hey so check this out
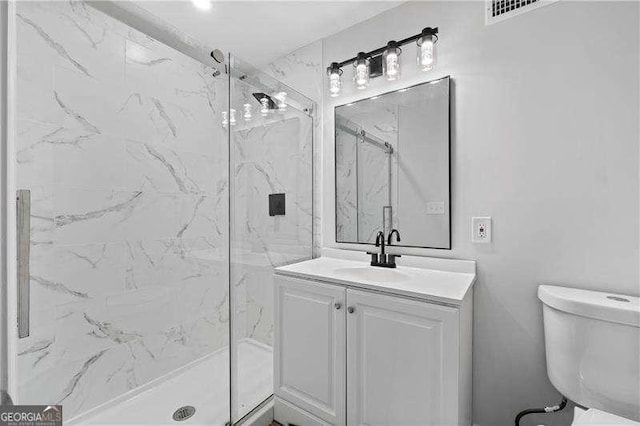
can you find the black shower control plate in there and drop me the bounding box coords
[269,193,285,216]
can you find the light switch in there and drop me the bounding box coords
[472,217,492,243]
[426,201,445,215]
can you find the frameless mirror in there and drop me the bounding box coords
[334,76,450,249]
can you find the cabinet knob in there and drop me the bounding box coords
[334,302,342,310]
[347,306,355,314]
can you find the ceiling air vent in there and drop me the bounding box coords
[486,0,559,25]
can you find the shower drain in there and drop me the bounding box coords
[173,405,196,422]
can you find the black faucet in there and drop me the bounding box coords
[367,231,385,266]
[368,230,401,268]
[386,229,402,267]
[388,229,401,245]
[376,231,386,255]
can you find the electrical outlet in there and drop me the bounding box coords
[472,217,492,243]
[426,201,445,215]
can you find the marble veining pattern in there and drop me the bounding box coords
[16,1,228,418]
[17,1,317,420]
[264,40,322,256]
[230,113,313,349]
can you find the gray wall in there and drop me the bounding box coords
[397,92,449,248]
[320,2,639,425]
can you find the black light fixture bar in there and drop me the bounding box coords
[333,27,438,69]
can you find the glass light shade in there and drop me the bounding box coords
[243,103,252,121]
[382,42,401,81]
[221,111,228,128]
[329,73,341,97]
[260,97,269,116]
[229,108,236,126]
[417,34,436,71]
[328,63,343,97]
[353,53,370,90]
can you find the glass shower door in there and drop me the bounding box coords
[11,2,231,424]
[228,56,315,423]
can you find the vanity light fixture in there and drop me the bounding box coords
[326,26,438,96]
[382,41,401,81]
[417,27,438,71]
[353,52,370,90]
[221,111,228,128]
[327,62,343,97]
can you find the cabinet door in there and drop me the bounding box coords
[346,289,459,426]
[274,275,346,425]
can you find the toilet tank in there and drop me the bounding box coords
[538,285,640,422]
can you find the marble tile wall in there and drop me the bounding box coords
[230,110,314,348]
[16,1,228,418]
[223,43,320,357]
[228,89,314,420]
[264,41,323,255]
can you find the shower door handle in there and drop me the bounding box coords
[16,189,30,338]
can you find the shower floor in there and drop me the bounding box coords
[78,339,273,425]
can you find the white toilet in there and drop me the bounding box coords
[539,285,640,425]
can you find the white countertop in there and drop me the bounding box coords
[275,255,476,306]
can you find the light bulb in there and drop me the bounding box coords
[417,27,438,71]
[327,62,343,98]
[275,92,287,111]
[260,97,269,117]
[353,52,369,90]
[191,0,212,11]
[243,103,252,121]
[229,108,236,126]
[221,111,228,128]
[382,41,401,81]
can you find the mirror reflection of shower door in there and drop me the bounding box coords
[356,131,392,243]
[12,2,230,424]
[335,117,393,244]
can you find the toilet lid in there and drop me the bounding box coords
[574,408,640,425]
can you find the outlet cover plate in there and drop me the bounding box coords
[472,217,492,243]
[426,201,445,215]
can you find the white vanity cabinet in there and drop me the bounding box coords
[346,289,462,426]
[273,256,474,426]
[274,276,346,425]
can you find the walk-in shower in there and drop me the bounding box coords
[1,1,314,424]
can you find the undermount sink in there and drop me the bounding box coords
[335,267,411,283]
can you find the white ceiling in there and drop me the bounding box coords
[134,1,402,66]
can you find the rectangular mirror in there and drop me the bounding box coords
[334,76,450,249]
